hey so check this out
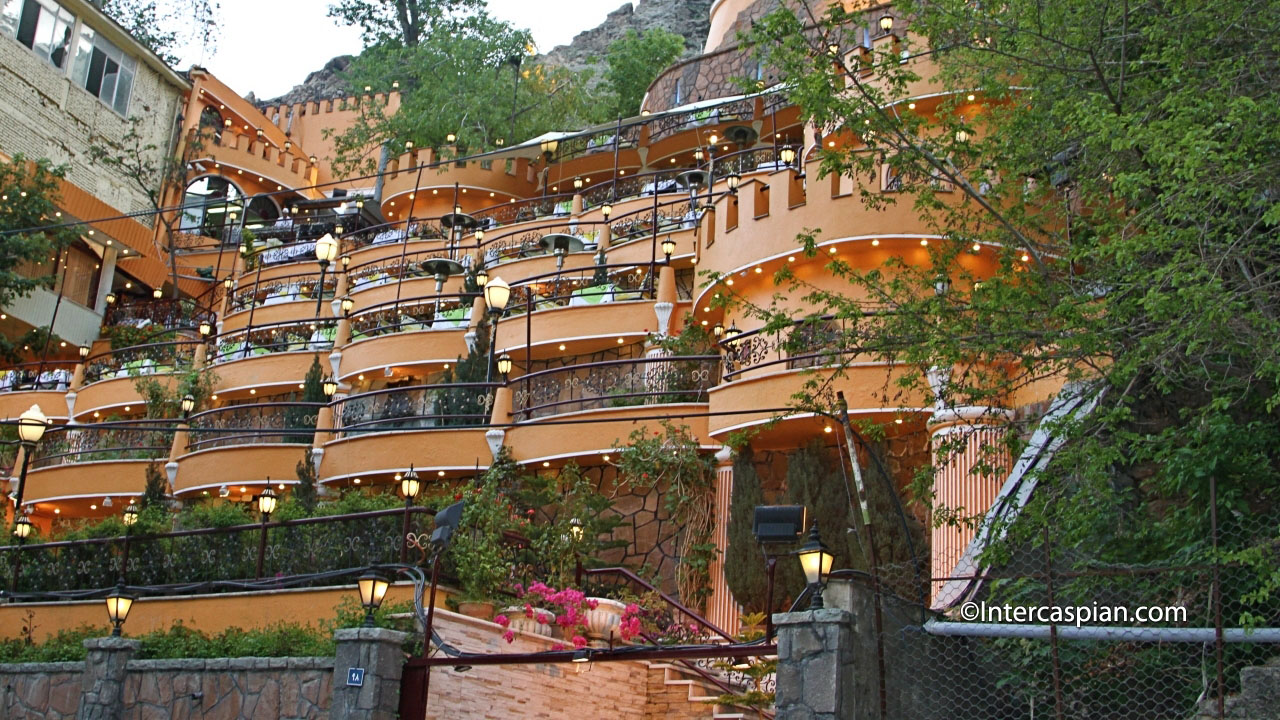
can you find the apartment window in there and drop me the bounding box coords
[72,25,136,116]
[4,0,74,69]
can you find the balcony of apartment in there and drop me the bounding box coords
[493,262,666,357]
[0,362,74,421]
[319,382,497,484]
[705,315,930,440]
[222,270,337,330]
[343,241,471,308]
[102,298,217,335]
[21,420,172,518]
[378,148,540,213]
[190,127,314,201]
[73,340,201,420]
[207,319,337,393]
[504,354,718,463]
[338,294,475,381]
[174,402,324,499]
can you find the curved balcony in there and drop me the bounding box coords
[103,299,216,334]
[75,341,200,419]
[208,319,337,392]
[339,294,475,378]
[0,361,74,420]
[320,383,498,480]
[378,150,539,208]
[223,271,337,329]
[344,244,471,307]
[512,355,719,421]
[176,402,324,496]
[493,262,660,355]
[23,420,172,510]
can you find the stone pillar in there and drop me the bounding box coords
[76,636,139,720]
[329,628,408,720]
[706,446,740,634]
[774,608,856,720]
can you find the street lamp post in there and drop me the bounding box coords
[13,405,48,513]
[313,233,339,317]
[357,570,390,628]
[399,466,420,562]
[796,523,835,609]
[255,486,278,578]
[118,502,139,585]
[483,277,510,384]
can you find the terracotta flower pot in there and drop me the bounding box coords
[457,600,495,621]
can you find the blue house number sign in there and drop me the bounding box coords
[347,667,365,687]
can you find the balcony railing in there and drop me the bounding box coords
[30,420,172,469]
[502,262,657,316]
[2,507,433,598]
[186,402,326,451]
[343,219,446,251]
[347,293,478,341]
[345,246,472,294]
[608,198,699,243]
[0,362,75,393]
[102,299,216,333]
[472,192,577,228]
[721,314,880,380]
[513,355,720,420]
[82,341,200,385]
[476,218,607,266]
[227,271,337,314]
[332,383,498,438]
[209,319,337,364]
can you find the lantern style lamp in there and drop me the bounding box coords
[357,570,390,627]
[569,517,584,542]
[446,133,456,143]
[879,14,894,33]
[323,376,339,398]
[309,155,318,165]
[79,345,90,359]
[713,323,725,338]
[955,127,971,143]
[223,277,233,290]
[779,146,797,166]
[724,322,742,348]
[105,291,117,305]
[341,256,351,272]
[105,585,135,636]
[484,277,510,316]
[573,177,583,190]
[474,266,489,290]
[152,287,163,299]
[601,203,612,221]
[661,236,676,263]
[400,466,421,499]
[122,502,139,527]
[199,320,212,337]
[726,172,742,193]
[257,487,278,519]
[13,515,32,540]
[796,523,835,609]
[694,148,705,163]
[18,405,48,447]
[496,352,513,380]
[475,228,485,243]
[181,394,195,418]
[314,233,340,315]
[341,296,355,317]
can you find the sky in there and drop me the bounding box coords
[174,0,621,100]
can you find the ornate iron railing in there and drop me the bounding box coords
[2,507,433,598]
[347,294,478,340]
[227,271,338,313]
[82,341,200,384]
[209,319,337,364]
[332,383,498,438]
[476,219,606,265]
[514,356,719,420]
[0,361,75,393]
[472,193,577,228]
[30,420,172,469]
[721,314,885,380]
[186,402,325,451]
[503,262,657,316]
[610,200,699,243]
[342,219,446,252]
[103,299,216,332]
[581,168,690,210]
[346,245,470,293]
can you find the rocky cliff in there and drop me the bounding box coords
[261,0,711,106]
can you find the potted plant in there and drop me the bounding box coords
[446,478,521,620]
[496,581,594,648]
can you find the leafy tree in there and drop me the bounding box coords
[603,28,686,118]
[738,0,1280,624]
[99,0,219,66]
[141,461,169,510]
[723,446,769,613]
[0,156,80,360]
[325,3,597,175]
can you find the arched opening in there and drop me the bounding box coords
[180,175,243,242]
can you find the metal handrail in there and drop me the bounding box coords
[82,340,201,384]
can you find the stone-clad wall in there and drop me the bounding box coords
[0,661,83,719]
[121,657,333,719]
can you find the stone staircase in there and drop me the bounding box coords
[644,662,764,719]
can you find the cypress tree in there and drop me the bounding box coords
[778,440,858,603]
[141,461,168,510]
[724,445,770,613]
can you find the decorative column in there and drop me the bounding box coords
[329,628,408,720]
[927,404,1013,606]
[76,636,139,720]
[707,446,741,635]
[773,608,856,720]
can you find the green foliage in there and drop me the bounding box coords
[603,28,686,118]
[141,461,169,511]
[175,500,253,530]
[509,461,623,587]
[433,318,493,425]
[134,364,217,420]
[776,440,857,601]
[447,459,520,602]
[615,421,717,609]
[292,448,319,514]
[283,356,327,443]
[723,446,769,613]
[0,625,101,663]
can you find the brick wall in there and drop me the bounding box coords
[0,25,183,219]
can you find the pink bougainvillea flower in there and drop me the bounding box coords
[572,635,588,649]
[588,599,599,610]
[502,630,515,643]
[551,643,565,651]
[494,614,510,628]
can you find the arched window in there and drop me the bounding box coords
[199,105,222,129]
[245,196,281,228]
[180,175,243,240]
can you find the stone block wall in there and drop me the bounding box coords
[121,657,333,719]
[0,661,83,719]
